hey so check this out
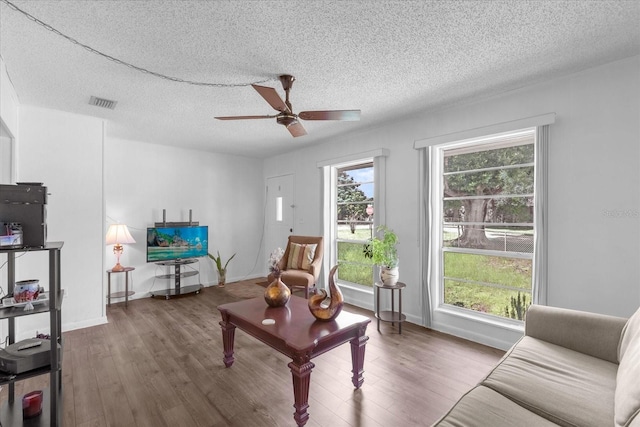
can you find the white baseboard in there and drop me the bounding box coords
[430,321,518,350]
[12,316,108,341]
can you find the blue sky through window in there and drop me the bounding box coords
[344,167,374,198]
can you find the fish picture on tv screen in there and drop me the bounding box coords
[146,225,208,262]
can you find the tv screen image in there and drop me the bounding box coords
[146,225,208,262]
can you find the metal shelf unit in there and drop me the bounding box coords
[150,258,202,299]
[0,242,63,427]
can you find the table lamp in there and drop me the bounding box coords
[105,224,136,272]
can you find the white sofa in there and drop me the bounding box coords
[433,304,640,427]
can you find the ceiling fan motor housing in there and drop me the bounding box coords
[277,113,298,128]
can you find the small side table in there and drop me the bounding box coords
[374,281,406,334]
[107,267,135,307]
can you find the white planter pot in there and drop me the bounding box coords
[380,266,399,286]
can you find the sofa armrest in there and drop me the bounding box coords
[525,304,627,363]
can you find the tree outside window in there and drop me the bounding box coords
[440,131,535,320]
[336,162,374,286]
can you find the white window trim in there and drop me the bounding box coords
[434,130,536,325]
[416,114,554,349]
[414,113,555,149]
[318,149,388,310]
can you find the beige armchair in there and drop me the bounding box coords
[268,235,323,298]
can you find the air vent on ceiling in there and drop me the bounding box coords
[89,96,117,110]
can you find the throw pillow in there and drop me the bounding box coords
[287,243,317,272]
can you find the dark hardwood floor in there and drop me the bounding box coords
[1,279,504,426]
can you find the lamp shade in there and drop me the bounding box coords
[105,224,136,245]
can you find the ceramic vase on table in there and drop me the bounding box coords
[264,276,291,307]
[380,266,399,286]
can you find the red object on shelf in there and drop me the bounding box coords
[22,390,43,418]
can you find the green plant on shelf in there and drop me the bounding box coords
[363,225,398,268]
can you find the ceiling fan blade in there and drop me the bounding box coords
[214,115,276,120]
[252,84,290,113]
[298,110,361,121]
[287,121,307,137]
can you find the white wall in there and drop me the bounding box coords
[1,49,265,338]
[0,58,19,137]
[0,57,19,342]
[104,138,265,297]
[13,106,105,337]
[263,55,640,349]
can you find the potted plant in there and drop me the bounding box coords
[363,225,399,286]
[208,251,236,287]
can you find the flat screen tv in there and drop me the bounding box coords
[146,225,208,263]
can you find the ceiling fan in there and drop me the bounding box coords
[215,75,361,137]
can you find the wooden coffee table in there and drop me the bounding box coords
[218,295,370,426]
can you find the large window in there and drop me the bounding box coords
[335,162,375,287]
[437,129,536,321]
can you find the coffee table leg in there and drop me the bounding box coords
[219,312,236,367]
[288,357,315,427]
[350,326,370,389]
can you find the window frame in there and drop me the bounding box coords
[318,149,388,308]
[334,161,375,288]
[433,128,538,325]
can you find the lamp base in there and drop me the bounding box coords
[111,244,125,272]
[111,263,125,272]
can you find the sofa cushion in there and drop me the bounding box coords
[482,336,618,427]
[433,385,559,427]
[615,307,640,427]
[286,243,317,272]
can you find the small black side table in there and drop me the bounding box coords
[107,267,135,307]
[374,281,406,334]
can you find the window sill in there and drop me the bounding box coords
[336,281,374,295]
[435,304,525,333]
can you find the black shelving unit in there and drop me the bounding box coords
[150,258,202,299]
[0,242,63,426]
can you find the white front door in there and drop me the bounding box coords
[266,174,295,264]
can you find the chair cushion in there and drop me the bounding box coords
[277,269,314,287]
[433,385,559,427]
[616,307,640,427]
[286,243,317,272]
[482,336,618,427]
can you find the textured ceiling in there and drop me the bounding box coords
[1,0,639,157]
